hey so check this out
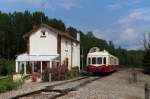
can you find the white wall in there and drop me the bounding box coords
[61,37,80,70]
[29,27,80,70]
[72,42,80,68]
[29,28,57,55]
[61,37,72,70]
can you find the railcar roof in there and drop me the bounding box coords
[87,50,118,59]
[88,51,109,56]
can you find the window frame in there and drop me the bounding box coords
[88,57,91,65]
[103,57,106,64]
[40,29,46,38]
[97,57,102,64]
[92,57,96,64]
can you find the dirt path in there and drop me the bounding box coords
[17,77,101,99]
[1,69,149,99]
[57,69,150,99]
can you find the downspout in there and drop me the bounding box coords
[57,34,61,66]
[71,41,73,69]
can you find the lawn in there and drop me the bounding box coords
[0,77,18,93]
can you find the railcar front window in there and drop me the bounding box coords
[103,57,106,64]
[92,57,96,64]
[97,57,102,64]
[88,58,91,64]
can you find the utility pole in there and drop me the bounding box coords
[81,47,84,70]
[40,0,49,24]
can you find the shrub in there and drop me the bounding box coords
[49,65,69,81]
[43,69,50,82]
[69,66,80,78]
[0,78,18,93]
[0,58,15,76]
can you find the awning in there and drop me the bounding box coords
[16,53,59,61]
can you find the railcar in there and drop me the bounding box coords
[86,47,119,74]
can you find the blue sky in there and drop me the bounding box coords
[0,0,150,50]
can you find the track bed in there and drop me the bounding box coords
[11,76,101,99]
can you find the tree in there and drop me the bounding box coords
[86,31,95,38]
[32,12,48,25]
[67,26,77,38]
[47,18,66,32]
[143,33,150,74]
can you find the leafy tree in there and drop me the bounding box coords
[67,26,77,38]
[143,33,150,74]
[143,48,150,74]
[47,18,66,32]
[86,31,95,38]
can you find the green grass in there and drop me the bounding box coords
[0,78,18,93]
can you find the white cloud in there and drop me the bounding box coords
[117,26,144,50]
[119,7,150,24]
[92,25,143,50]
[107,0,141,10]
[56,0,81,10]
[122,28,135,40]
[114,7,150,49]
[133,0,141,4]
[93,29,120,46]
[4,0,81,10]
[93,29,112,41]
[107,3,122,10]
[4,0,43,7]
[126,45,143,50]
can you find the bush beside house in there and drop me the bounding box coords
[42,66,80,82]
[69,66,80,78]
[0,58,15,76]
[0,77,18,93]
[0,59,21,93]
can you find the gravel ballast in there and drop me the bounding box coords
[58,69,150,99]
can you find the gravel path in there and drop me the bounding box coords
[18,77,100,99]
[0,77,84,99]
[0,69,149,99]
[53,77,98,90]
[57,69,150,99]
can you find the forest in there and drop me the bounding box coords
[0,11,145,75]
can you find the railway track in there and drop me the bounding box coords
[10,76,101,99]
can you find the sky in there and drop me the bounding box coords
[0,0,150,50]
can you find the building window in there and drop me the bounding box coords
[97,57,102,64]
[42,31,45,36]
[66,41,68,47]
[114,59,116,64]
[92,57,96,64]
[110,57,113,64]
[40,29,46,38]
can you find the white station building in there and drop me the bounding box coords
[15,24,80,74]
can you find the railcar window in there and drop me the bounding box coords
[92,57,96,64]
[110,57,113,64]
[114,59,116,64]
[88,58,91,64]
[103,57,106,64]
[97,57,102,64]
